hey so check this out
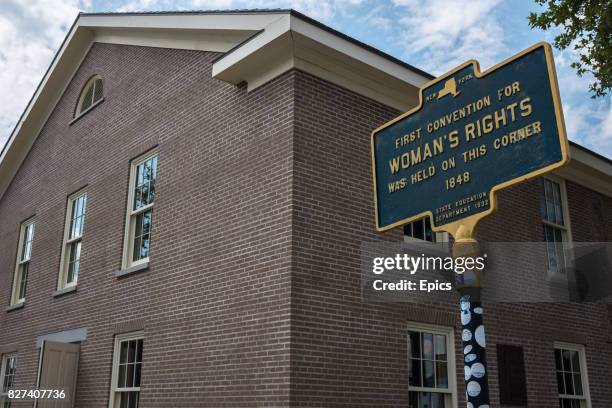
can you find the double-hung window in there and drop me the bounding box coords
[10,220,35,305]
[59,192,87,288]
[123,152,157,269]
[540,177,570,274]
[408,324,456,407]
[555,343,591,408]
[0,354,16,408]
[109,332,143,408]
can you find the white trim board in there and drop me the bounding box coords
[36,328,87,348]
[211,13,425,110]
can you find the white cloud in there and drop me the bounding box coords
[292,0,364,21]
[392,0,505,74]
[355,5,392,33]
[551,40,612,156]
[117,0,239,12]
[563,98,612,157]
[0,0,83,149]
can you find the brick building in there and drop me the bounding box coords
[0,9,611,408]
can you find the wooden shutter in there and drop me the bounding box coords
[36,341,80,408]
[497,344,527,406]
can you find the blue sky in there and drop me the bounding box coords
[1,0,610,158]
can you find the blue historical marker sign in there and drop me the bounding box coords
[371,42,569,232]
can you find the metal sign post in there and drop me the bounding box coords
[370,42,570,407]
[452,225,489,407]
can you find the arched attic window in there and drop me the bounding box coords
[75,75,103,117]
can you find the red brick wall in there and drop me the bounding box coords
[0,43,294,407]
[567,180,612,242]
[566,179,612,398]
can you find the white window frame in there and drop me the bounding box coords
[122,150,158,269]
[58,191,87,289]
[407,322,457,408]
[541,176,573,278]
[75,75,103,117]
[1,353,16,407]
[109,331,143,408]
[554,342,591,408]
[10,219,35,305]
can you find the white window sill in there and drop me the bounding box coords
[53,285,77,298]
[6,302,25,312]
[69,97,104,125]
[115,262,149,278]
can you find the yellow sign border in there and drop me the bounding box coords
[370,42,570,239]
